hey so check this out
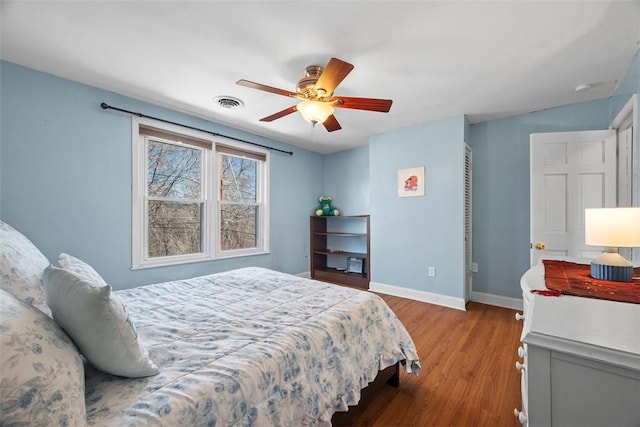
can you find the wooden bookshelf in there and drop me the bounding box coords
[310,215,370,289]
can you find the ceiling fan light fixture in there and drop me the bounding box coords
[297,100,334,125]
[237,57,391,131]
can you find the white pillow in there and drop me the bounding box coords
[0,221,52,316]
[0,289,85,426]
[43,265,159,378]
[58,252,108,285]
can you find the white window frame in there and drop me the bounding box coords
[132,116,270,269]
[216,149,269,258]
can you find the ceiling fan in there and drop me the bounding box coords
[236,57,392,132]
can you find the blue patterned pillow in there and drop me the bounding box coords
[43,265,159,378]
[0,288,86,426]
[0,221,51,316]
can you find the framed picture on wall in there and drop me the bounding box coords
[398,167,425,197]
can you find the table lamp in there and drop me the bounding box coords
[585,207,640,282]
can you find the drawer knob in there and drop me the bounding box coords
[517,346,526,358]
[514,408,527,424]
[515,361,526,371]
[515,312,525,321]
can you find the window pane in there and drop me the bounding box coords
[148,200,202,257]
[148,140,201,199]
[220,204,257,250]
[220,155,257,203]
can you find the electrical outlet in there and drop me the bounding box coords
[428,266,436,277]
[472,262,478,273]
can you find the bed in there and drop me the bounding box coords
[0,221,420,426]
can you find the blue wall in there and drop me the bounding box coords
[468,99,612,298]
[468,51,638,299]
[2,52,637,301]
[0,61,323,290]
[325,117,467,299]
[609,52,640,203]
[325,52,637,302]
[323,145,370,216]
[369,116,466,298]
[610,52,640,121]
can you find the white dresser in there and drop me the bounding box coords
[515,261,640,426]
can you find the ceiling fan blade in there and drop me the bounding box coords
[259,105,298,122]
[323,114,342,132]
[236,79,297,97]
[333,96,393,112]
[315,58,354,96]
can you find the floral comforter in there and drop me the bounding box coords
[85,267,420,426]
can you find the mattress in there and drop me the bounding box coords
[84,267,420,426]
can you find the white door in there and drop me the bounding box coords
[530,130,617,266]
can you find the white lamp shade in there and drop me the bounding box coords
[585,207,640,247]
[297,101,334,124]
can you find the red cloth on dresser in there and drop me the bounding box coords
[539,259,640,304]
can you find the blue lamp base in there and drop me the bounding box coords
[591,262,633,282]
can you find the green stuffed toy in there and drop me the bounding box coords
[315,195,340,216]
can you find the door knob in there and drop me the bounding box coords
[534,242,546,250]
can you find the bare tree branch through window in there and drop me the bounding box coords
[134,120,269,268]
[147,140,203,257]
[219,155,258,251]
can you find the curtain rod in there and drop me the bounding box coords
[100,102,294,156]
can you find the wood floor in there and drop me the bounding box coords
[339,295,523,427]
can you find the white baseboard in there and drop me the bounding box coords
[300,276,520,312]
[369,281,467,311]
[471,291,523,311]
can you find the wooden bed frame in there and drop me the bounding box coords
[331,362,400,425]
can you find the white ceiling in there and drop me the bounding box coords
[2,1,639,154]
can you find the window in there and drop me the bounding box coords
[219,148,259,251]
[132,118,269,268]
[147,139,204,257]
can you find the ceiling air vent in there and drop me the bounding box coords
[213,96,244,110]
